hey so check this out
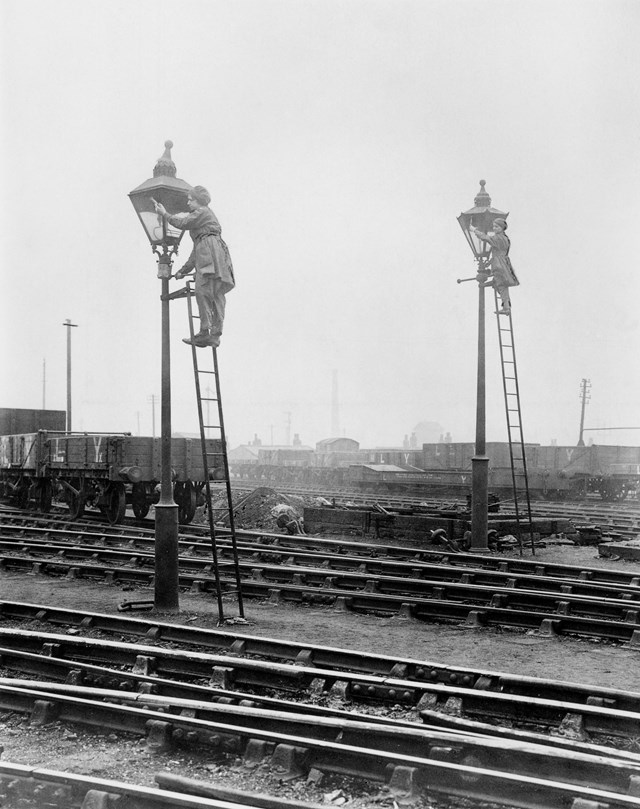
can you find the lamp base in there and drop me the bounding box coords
[154,503,180,611]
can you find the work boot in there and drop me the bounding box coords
[182,329,210,345]
[194,332,220,348]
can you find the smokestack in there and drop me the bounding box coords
[331,369,340,437]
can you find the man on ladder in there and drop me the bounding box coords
[155,185,244,622]
[154,186,235,347]
[470,218,519,316]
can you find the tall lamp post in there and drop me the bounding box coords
[129,141,192,611]
[457,180,508,551]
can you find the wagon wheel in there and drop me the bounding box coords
[104,482,127,525]
[67,481,85,520]
[37,480,53,512]
[175,480,197,525]
[131,482,150,519]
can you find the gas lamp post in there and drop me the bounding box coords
[457,180,508,550]
[129,141,192,610]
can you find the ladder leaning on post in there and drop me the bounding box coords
[183,279,244,623]
[492,291,535,556]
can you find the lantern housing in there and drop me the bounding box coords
[457,180,509,266]
[129,140,192,251]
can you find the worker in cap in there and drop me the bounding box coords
[470,218,519,315]
[155,186,235,347]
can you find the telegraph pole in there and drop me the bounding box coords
[148,394,158,438]
[63,320,78,431]
[577,379,591,446]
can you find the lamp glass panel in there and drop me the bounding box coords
[129,186,190,247]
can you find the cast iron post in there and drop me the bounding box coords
[457,180,509,551]
[129,141,192,612]
[155,252,179,611]
[472,273,489,550]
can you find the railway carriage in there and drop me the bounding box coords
[0,431,224,524]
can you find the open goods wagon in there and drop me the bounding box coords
[420,442,640,501]
[0,431,224,524]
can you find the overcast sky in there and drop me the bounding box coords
[1,0,639,449]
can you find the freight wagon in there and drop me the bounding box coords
[420,442,640,501]
[231,437,640,501]
[0,431,224,524]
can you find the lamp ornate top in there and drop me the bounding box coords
[474,179,491,208]
[153,140,177,178]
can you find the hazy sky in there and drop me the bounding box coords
[1,0,639,449]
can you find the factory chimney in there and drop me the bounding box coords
[331,370,340,437]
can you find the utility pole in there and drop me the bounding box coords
[42,358,46,409]
[63,320,78,431]
[148,394,158,438]
[577,378,591,446]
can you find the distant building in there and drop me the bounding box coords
[412,421,443,445]
[316,437,360,452]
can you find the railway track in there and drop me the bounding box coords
[2,529,640,603]
[3,507,640,806]
[2,602,640,808]
[2,518,640,643]
[1,511,639,589]
[0,516,640,646]
[0,600,639,724]
[4,490,640,541]
[0,762,328,809]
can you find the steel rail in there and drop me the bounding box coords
[5,640,640,761]
[1,600,638,710]
[2,531,640,604]
[2,627,640,746]
[2,680,640,808]
[5,677,640,793]
[3,516,640,589]
[3,550,640,638]
[0,761,324,809]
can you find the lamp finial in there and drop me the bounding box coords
[153,140,177,178]
[474,179,491,208]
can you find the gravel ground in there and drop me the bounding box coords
[1,528,640,807]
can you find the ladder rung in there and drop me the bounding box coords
[197,370,216,375]
[201,397,219,402]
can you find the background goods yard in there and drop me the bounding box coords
[2,411,640,808]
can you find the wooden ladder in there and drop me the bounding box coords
[492,292,535,555]
[184,280,244,622]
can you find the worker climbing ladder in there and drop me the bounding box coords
[492,292,535,555]
[183,280,245,623]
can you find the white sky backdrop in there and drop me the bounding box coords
[1,0,639,449]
